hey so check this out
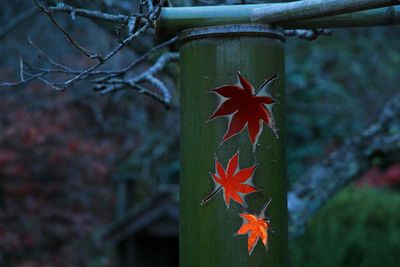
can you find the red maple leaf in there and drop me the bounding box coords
[208,72,278,145]
[201,152,258,208]
[236,198,271,255]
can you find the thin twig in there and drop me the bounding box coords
[19,57,24,81]
[27,38,74,72]
[32,0,104,62]
[24,71,63,91]
[2,0,175,109]
[126,82,176,109]
[96,52,179,106]
[48,4,141,24]
[3,35,177,90]
[0,71,47,87]
[61,21,151,89]
[284,29,332,41]
[93,35,178,83]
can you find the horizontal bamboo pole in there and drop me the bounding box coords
[252,0,399,23]
[281,5,400,29]
[156,5,400,36]
[155,4,264,36]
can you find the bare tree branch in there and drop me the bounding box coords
[32,0,104,62]
[288,93,400,238]
[122,82,176,109]
[0,71,46,87]
[284,29,332,41]
[48,4,134,24]
[1,1,176,108]
[95,52,180,109]
[61,21,151,89]
[49,1,154,55]
[94,35,178,82]
[27,38,75,72]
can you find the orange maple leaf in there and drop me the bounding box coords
[201,152,258,208]
[207,72,278,145]
[236,199,271,255]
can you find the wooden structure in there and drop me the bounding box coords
[101,192,179,267]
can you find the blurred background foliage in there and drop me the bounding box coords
[291,186,400,267]
[0,0,399,266]
[286,27,400,184]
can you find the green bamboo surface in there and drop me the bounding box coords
[155,6,400,36]
[179,25,287,266]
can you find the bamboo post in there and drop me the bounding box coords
[179,24,287,266]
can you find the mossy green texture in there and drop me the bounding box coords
[291,186,400,267]
[179,25,287,266]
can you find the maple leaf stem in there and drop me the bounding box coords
[260,197,272,217]
[200,185,222,205]
[255,73,279,95]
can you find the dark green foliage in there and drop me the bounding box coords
[291,186,400,267]
[115,131,180,202]
[286,27,400,185]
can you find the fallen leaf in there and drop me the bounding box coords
[208,72,278,145]
[201,152,258,208]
